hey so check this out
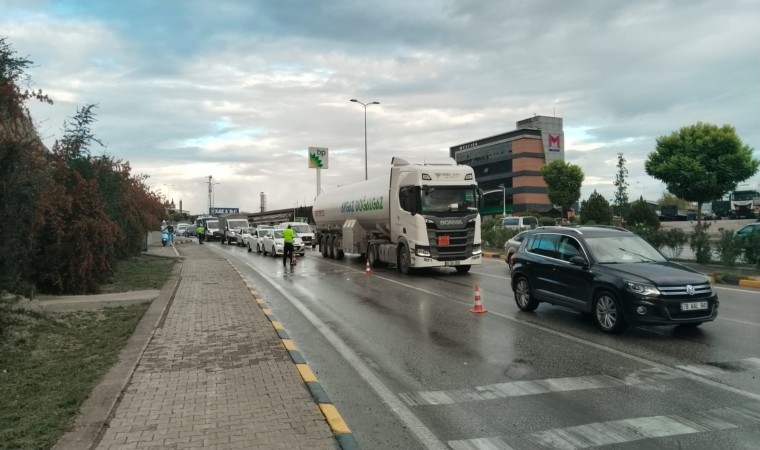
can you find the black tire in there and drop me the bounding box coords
[398,244,411,274]
[247,243,252,253]
[327,237,335,259]
[334,239,344,260]
[368,245,378,268]
[321,237,329,257]
[593,291,628,334]
[262,245,268,256]
[513,276,539,311]
[455,265,471,274]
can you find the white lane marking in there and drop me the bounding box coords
[677,357,760,376]
[718,317,760,328]
[449,401,760,449]
[400,368,680,406]
[233,255,447,450]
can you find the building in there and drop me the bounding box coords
[450,115,564,215]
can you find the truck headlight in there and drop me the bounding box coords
[625,281,660,297]
[416,246,431,257]
[471,244,481,255]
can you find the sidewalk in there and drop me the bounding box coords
[57,241,348,449]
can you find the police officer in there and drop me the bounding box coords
[197,224,205,244]
[282,224,295,266]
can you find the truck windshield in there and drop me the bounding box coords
[420,187,478,214]
[206,220,219,229]
[291,224,311,233]
[732,191,758,201]
[228,219,249,228]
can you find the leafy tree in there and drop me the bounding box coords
[625,198,660,229]
[580,190,613,225]
[645,122,758,228]
[613,153,629,217]
[657,191,689,209]
[540,160,584,219]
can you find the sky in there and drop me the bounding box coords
[3,0,759,215]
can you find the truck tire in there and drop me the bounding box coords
[368,245,378,268]
[455,265,471,274]
[398,244,411,274]
[320,237,329,257]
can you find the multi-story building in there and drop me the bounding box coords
[450,115,564,215]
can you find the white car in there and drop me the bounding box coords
[279,222,316,248]
[261,228,304,257]
[235,227,254,247]
[504,230,529,270]
[248,226,274,254]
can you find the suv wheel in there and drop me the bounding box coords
[594,292,628,334]
[513,277,538,311]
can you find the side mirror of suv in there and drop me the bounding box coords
[569,255,588,268]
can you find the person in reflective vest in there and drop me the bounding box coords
[282,225,295,266]
[197,224,205,244]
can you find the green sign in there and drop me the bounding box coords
[308,147,328,169]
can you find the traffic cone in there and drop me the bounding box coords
[470,284,487,313]
[365,258,373,276]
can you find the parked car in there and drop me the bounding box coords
[504,230,528,270]
[279,222,316,248]
[235,227,254,247]
[501,215,538,230]
[735,223,760,239]
[510,226,718,334]
[261,228,304,257]
[247,226,273,253]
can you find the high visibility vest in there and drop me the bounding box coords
[282,228,294,243]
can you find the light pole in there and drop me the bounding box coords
[350,98,380,180]
[498,183,506,217]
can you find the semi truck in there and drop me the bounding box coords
[312,156,483,274]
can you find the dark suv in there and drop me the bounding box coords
[510,226,718,333]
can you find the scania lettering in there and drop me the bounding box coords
[312,157,483,274]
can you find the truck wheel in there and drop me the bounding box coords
[327,238,335,259]
[398,245,411,274]
[455,265,471,274]
[320,237,329,257]
[368,246,378,268]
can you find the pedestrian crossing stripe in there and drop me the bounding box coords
[677,357,760,376]
[448,400,760,450]
[399,367,680,406]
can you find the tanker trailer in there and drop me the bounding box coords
[312,156,483,274]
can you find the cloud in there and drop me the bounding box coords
[3,0,758,215]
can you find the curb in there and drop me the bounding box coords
[738,279,760,288]
[231,263,359,450]
[483,251,504,260]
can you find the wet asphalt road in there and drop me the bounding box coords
[210,242,760,449]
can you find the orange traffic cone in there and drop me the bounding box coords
[470,284,487,313]
[365,258,373,276]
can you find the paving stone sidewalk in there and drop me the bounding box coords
[96,243,336,449]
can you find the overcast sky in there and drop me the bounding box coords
[4,0,759,215]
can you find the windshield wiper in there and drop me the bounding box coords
[618,247,656,262]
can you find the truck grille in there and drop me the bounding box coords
[426,223,476,261]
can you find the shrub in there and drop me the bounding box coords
[714,230,741,266]
[740,232,760,266]
[625,198,660,229]
[662,228,688,259]
[538,216,555,226]
[629,225,666,251]
[690,225,712,264]
[580,190,613,225]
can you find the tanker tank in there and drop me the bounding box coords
[312,176,391,232]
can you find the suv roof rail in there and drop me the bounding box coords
[580,224,630,232]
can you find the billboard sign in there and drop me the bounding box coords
[209,207,239,214]
[548,134,561,152]
[308,147,328,169]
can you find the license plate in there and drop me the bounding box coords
[681,301,708,311]
[444,261,460,266]
[438,236,450,246]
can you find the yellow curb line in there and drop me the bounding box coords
[282,339,297,351]
[739,279,760,288]
[319,404,351,434]
[296,364,317,382]
[261,308,272,315]
[271,321,284,330]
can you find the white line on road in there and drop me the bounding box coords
[234,255,448,450]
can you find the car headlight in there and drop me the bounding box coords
[276,243,283,248]
[416,246,431,257]
[625,281,660,297]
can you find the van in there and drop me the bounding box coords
[279,222,316,248]
[501,216,538,230]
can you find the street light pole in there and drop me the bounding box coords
[350,98,380,180]
[498,183,506,217]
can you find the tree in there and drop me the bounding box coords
[612,153,629,217]
[580,190,613,225]
[645,122,758,228]
[540,160,584,219]
[657,191,689,209]
[625,197,660,229]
